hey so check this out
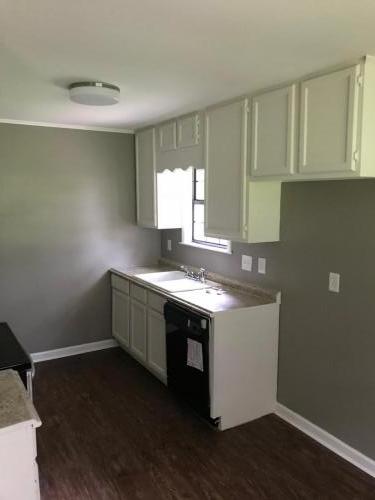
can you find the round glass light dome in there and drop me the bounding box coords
[69,82,120,106]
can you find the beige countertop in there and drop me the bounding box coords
[111,262,279,315]
[0,370,41,433]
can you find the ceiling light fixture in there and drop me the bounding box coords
[69,81,120,106]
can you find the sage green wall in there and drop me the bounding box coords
[162,180,375,460]
[0,124,160,353]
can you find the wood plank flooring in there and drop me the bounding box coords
[34,348,375,499]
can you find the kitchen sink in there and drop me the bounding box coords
[135,271,211,292]
[154,278,210,292]
[135,270,186,283]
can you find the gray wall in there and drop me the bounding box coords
[162,180,375,460]
[0,124,160,353]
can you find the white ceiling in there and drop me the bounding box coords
[1,0,375,131]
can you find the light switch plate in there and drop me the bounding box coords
[258,257,266,274]
[329,272,340,293]
[241,255,252,272]
[167,239,172,251]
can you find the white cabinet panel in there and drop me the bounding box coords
[251,84,297,177]
[148,291,166,314]
[205,99,249,241]
[0,425,41,500]
[177,114,199,148]
[112,290,130,348]
[130,299,147,362]
[130,283,147,304]
[135,128,156,228]
[111,275,129,295]
[159,122,177,152]
[299,65,361,174]
[147,309,167,382]
[112,276,167,383]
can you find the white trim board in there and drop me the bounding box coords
[0,118,134,134]
[31,339,118,363]
[275,403,375,478]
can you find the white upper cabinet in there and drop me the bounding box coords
[136,127,184,229]
[299,65,361,174]
[158,122,177,151]
[205,99,281,243]
[177,114,199,148]
[205,99,249,241]
[136,128,156,228]
[156,113,203,171]
[251,84,297,177]
[247,56,375,180]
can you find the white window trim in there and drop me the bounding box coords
[179,167,231,254]
[179,240,233,254]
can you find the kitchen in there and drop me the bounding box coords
[1,1,375,499]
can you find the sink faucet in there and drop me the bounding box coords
[180,265,208,283]
[198,268,208,283]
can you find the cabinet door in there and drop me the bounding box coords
[130,299,147,362]
[147,309,167,382]
[177,114,199,148]
[251,85,297,177]
[205,99,249,241]
[135,128,157,227]
[159,122,177,152]
[112,290,130,348]
[299,65,361,174]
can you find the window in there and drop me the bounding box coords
[181,168,230,252]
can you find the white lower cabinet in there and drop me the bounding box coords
[147,309,166,381]
[130,299,147,362]
[112,289,130,348]
[112,275,167,384]
[0,424,41,500]
[0,371,41,500]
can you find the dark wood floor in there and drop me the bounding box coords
[34,348,375,499]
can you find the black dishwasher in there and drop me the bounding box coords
[165,302,217,425]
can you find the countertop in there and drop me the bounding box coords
[111,262,280,315]
[0,370,41,433]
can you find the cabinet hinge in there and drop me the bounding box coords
[357,74,364,87]
[353,150,359,162]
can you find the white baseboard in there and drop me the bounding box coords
[31,339,118,363]
[275,402,375,478]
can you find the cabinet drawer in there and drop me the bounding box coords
[148,291,166,314]
[130,283,147,303]
[111,275,130,295]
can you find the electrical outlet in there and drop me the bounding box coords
[258,257,266,274]
[167,239,172,251]
[329,272,340,293]
[241,255,252,272]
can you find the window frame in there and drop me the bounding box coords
[191,168,229,250]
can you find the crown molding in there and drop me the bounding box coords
[0,118,134,134]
